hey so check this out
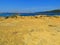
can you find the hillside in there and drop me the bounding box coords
[0,15,60,45]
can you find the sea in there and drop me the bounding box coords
[0,12,60,17]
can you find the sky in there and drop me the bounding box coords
[0,0,60,13]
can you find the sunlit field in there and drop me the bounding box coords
[0,15,60,45]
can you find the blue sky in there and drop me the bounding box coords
[0,0,60,13]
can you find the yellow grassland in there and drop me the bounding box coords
[0,15,60,45]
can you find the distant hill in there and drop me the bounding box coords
[35,9,60,15]
[0,9,60,17]
[45,9,60,13]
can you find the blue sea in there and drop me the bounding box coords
[0,12,60,17]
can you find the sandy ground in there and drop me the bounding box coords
[0,15,60,45]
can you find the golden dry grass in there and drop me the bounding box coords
[0,15,60,45]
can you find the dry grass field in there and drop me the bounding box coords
[0,15,60,45]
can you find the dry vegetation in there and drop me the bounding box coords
[0,15,60,45]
